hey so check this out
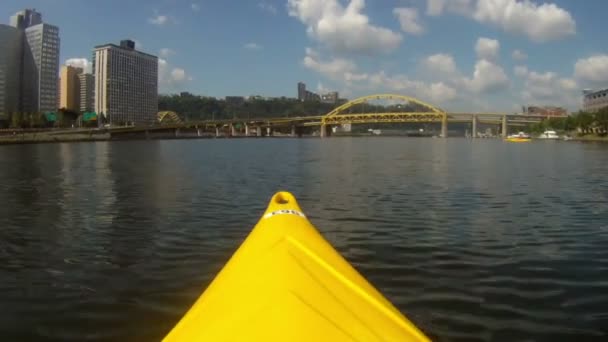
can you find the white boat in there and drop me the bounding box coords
[508,131,531,139]
[539,130,560,140]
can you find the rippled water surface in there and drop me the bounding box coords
[1,138,608,341]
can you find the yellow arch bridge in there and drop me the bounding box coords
[139,94,543,138]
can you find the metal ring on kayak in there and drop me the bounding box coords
[263,209,307,219]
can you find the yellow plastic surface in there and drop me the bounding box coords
[163,192,430,342]
[505,137,531,142]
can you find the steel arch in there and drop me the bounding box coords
[158,111,183,124]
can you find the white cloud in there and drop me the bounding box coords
[303,48,366,83]
[158,58,193,91]
[574,55,608,83]
[159,48,175,58]
[521,70,578,106]
[148,15,168,26]
[393,7,424,35]
[191,3,200,11]
[465,59,509,93]
[243,42,262,50]
[425,0,575,42]
[423,53,458,76]
[287,0,403,54]
[473,0,576,42]
[65,58,91,73]
[258,2,278,14]
[426,0,473,16]
[514,65,529,77]
[512,49,527,61]
[475,37,499,61]
[170,68,189,82]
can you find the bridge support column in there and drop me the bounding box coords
[266,126,272,137]
[441,115,448,138]
[230,124,236,137]
[291,125,296,137]
[501,115,508,138]
[174,128,180,138]
[320,124,332,138]
[215,126,220,138]
[245,124,250,136]
[197,128,201,137]
[472,115,478,139]
[256,126,262,137]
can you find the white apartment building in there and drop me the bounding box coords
[94,40,158,125]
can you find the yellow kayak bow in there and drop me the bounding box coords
[163,192,430,341]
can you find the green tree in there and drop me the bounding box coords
[594,107,608,134]
[577,111,594,134]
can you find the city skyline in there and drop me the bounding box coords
[1,1,608,112]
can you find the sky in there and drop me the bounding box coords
[2,0,608,112]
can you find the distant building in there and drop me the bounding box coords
[6,9,60,114]
[526,106,568,118]
[9,9,42,29]
[304,90,320,102]
[59,65,83,112]
[297,82,306,101]
[321,91,339,104]
[78,73,94,112]
[582,88,608,112]
[0,24,22,122]
[94,39,158,125]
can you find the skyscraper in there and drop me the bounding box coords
[0,24,22,122]
[93,40,158,124]
[78,73,94,113]
[298,82,306,101]
[59,65,83,112]
[8,9,60,114]
[9,9,41,29]
[94,40,158,125]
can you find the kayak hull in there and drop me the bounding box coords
[163,192,430,341]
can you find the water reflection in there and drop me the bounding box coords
[0,138,607,341]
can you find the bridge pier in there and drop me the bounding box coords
[256,126,262,137]
[472,115,478,138]
[174,128,180,138]
[215,126,220,138]
[291,125,296,137]
[320,124,332,138]
[441,115,448,138]
[230,124,237,137]
[501,115,508,138]
[197,128,201,137]
[266,126,272,137]
[245,124,250,136]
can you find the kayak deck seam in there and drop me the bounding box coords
[287,244,384,341]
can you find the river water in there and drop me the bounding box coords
[0,138,607,341]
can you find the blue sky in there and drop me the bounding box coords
[2,0,608,112]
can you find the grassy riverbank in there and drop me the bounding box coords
[573,134,608,142]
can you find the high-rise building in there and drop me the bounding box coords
[297,82,306,101]
[0,24,23,122]
[94,40,158,125]
[582,88,608,112]
[59,65,83,112]
[8,9,60,114]
[24,23,60,113]
[9,9,42,29]
[78,73,94,113]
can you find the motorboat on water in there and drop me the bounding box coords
[506,131,531,142]
[538,130,560,140]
